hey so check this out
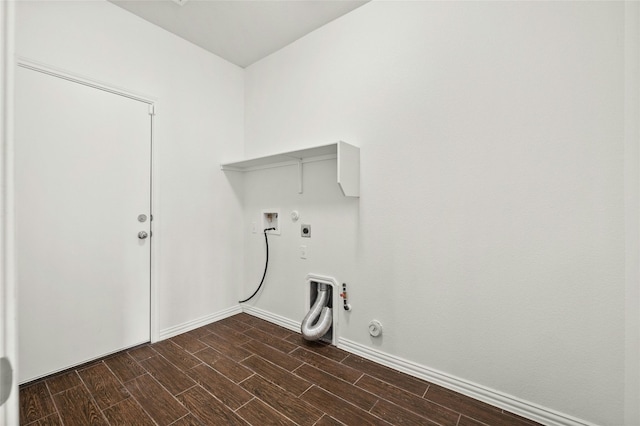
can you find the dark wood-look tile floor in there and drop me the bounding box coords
[19,313,541,426]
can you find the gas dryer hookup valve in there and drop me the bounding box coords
[340,283,352,311]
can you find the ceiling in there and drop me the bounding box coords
[109,0,369,68]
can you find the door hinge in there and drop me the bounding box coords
[148,104,155,116]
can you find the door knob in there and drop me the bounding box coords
[138,231,148,239]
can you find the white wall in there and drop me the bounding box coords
[624,2,640,424]
[0,0,18,424]
[241,160,358,320]
[244,2,639,425]
[15,1,245,333]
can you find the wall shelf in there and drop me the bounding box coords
[221,141,360,197]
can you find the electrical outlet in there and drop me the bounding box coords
[301,224,311,238]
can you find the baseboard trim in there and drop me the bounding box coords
[337,338,595,426]
[239,306,594,426]
[181,306,595,426]
[241,305,301,333]
[158,305,242,340]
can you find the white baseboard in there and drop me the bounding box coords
[240,306,594,426]
[158,305,242,340]
[241,305,301,333]
[338,338,596,426]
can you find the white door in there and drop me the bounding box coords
[15,66,152,383]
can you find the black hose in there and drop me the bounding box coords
[239,228,275,303]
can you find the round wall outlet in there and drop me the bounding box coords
[368,320,383,337]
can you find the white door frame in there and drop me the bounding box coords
[1,0,18,424]
[14,57,160,345]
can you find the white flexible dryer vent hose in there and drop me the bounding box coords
[301,283,332,341]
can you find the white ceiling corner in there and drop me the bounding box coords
[108,0,370,68]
